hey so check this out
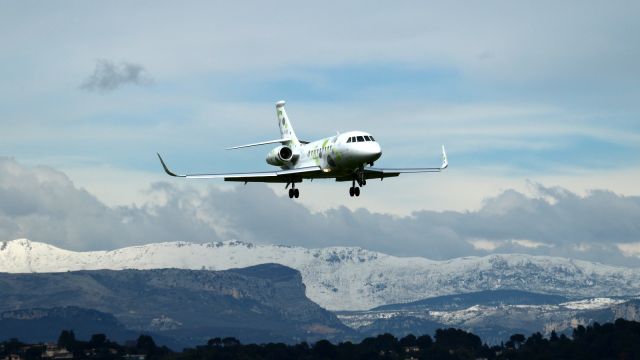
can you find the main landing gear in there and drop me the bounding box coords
[349,184,360,197]
[349,165,367,197]
[287,182,300,199]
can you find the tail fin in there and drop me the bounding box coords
[276,100,300,146]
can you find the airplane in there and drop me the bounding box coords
[157,100,447,199]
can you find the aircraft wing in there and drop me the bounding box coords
[362,145,448,179]
[157,153,322,183]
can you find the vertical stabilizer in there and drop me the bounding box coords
[276,100,300,146]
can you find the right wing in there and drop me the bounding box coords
[157,153,322,183]
[363,145,448,179]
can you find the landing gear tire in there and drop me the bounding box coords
[288,189,294,198]
[354,187,360,197]
[294,188,299,198]
[349,187,354,197]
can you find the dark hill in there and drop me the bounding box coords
[372,289,569,311]
[0,264,348,346]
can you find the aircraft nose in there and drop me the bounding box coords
[358,142,381,162]
[371,142,382,160]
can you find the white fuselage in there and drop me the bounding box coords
[267,131,382,176]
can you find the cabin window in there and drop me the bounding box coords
[357,136,364,142]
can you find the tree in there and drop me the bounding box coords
[57,330,76,350]
[24,346,44,360]
[416,334,433,349]
[207,337,222,347]
[136,334,157,354]
[89,333,107,348]
[374,333,398,352]
[399,334,417,348]
[313,339,337,359]
[573,324,586,340]
[3,338,25,354]
[435,328,481,350]
[510,333,525,349]
[222,337,240,347]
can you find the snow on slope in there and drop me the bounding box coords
[2,239,640,311]
[560,298,627,310]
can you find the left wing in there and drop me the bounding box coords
[157,153,322,183]
[362,145,448,179]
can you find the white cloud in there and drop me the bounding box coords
[467,238,551,251]
[3,157,640,268]
[574,243,592,252]
[511,239,552,249]
[617,243,640,258]
[468,239,503,251]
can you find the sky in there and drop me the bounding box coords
[1,1,639,266]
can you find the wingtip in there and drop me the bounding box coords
[156,153,180,177]
[441,145,448,169]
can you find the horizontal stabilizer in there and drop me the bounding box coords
[226,138,291,150]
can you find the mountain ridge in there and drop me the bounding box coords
[3,238,640,311]
[0,264,347,346]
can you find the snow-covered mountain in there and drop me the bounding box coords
[338,295,640,344]
[2,239,640,311]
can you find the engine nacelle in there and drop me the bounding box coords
[266,145,297,166]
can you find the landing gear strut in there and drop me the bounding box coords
[349,166,367,197]
[287,182,300,199]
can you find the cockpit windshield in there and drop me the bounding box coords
[346,135,376,143]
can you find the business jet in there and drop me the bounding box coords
[157,100,447,198]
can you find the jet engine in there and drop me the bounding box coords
[266,145,298,166]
